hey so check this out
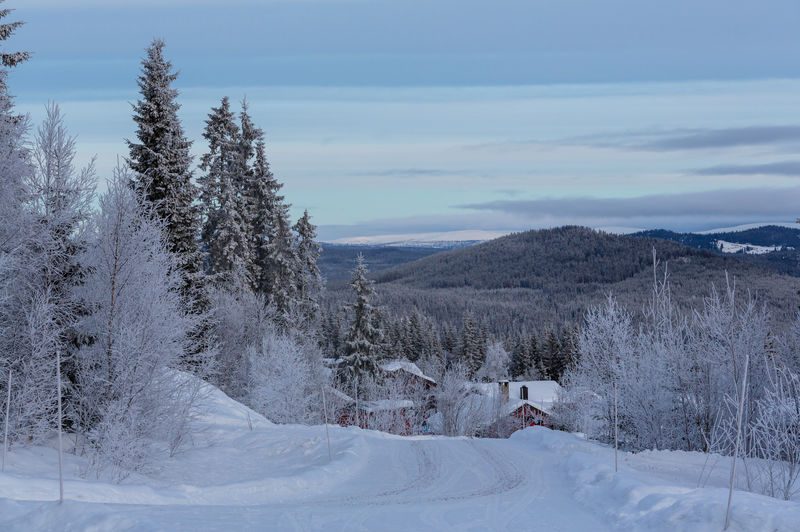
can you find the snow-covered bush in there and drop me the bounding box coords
[247,326,325,425]
[433,362,496,436]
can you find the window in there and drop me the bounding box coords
[520,385,528,400]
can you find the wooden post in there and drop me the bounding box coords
[724,352,750,530]
[613,380,619,473]
[321,386,332,462]
[56,348,64,504]
[355,375,360,429]
[3,368,11,472]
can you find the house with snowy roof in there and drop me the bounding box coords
[380,360,437,388]
[334,360,437,435]
[468,380,562,437]
[499,380,562,434]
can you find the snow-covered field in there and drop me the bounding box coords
[715,240,782,255]
[2,381,799,531]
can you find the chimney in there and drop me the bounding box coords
[499,380,509,403]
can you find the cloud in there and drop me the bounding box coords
[692,160,800,177]
[318,186,800,240]
[637,126,800,151]
[458,187,800,220]
[353,168,468,179]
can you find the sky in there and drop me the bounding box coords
[8,0,800,240]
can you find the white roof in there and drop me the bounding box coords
[361,399,415,413]
[380,360,436,384]
[505,399,552,416]
[507,381,562,406]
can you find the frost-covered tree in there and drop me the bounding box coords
[432,361,495,437]
[208,286,273,400]
[475,341,510,382]
[0,2,29,77]
[127,39,206,314]
[570,294,634,456]
[199,97,252,286]
[338,255,383,387]
[293,209,322,324]
[263,200,298,318]
[73,168,201,479]
[2,104,95,444]
[247,326,325,425]
[249,138,283,293]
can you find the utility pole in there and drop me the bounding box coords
[3,368,11,472]
[56,348,64,504]
[321,386,332,462]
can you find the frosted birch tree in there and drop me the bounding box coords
[73,168,200,479]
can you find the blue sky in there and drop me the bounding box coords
[9,1,800,240]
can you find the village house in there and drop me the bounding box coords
[333,360,437,436]
[491,380,562,437]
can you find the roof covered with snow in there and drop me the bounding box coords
[360,399,415,413]
[380,360,436,384]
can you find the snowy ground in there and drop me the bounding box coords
[2,382,799,531]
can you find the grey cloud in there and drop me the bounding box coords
[318,187,800,240]
[638,126,800,151]
[692,160,800,176]
[458,187,800,219]
[354,168,467,178]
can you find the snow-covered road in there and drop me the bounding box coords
[1,381,798,531]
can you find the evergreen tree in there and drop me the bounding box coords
[264,200,298,317]
[0,3,28,77]
[236,100,261,282]
[127,39,205,313]
[199,97,252,286]
[338,255,383,384]
[543,330,561,380]
[510,336,532,379]
[293,209,322,324]
[531,334,548,379]
[459,314,484,377]
[558,326,579,381]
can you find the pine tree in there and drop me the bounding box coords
[248,137,286,292]
[531,334,548,379]
[293,209,322,324]
[543,330,561,380]
[127,39,206,313]
[0,3,29,77]
[236,100,261,283]
[199,97,252,286]
[510,336,532,379]
[338,255,383,384]
[459,314,484,377]
[264,200,298,317]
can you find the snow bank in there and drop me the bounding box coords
[512,428,800,532]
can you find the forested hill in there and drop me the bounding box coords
[634,225,800,251]
[344,226,800,337]
[376,226,715,289]
[318,244,444,284]
[632,225,800,276]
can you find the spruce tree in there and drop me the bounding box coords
[0,3,29,75]
[510,336,532,379]
[293,209,322,324]
[199,97,252,286]
[338,255,383,384]
[264,200,298,317]
[249,138,285,293]
[127,39,205,312]
[459,314,484,377]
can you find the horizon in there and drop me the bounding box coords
[9,1,800,240]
